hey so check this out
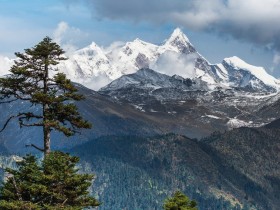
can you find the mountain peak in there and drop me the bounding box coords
[164,28,196,54]
[222,56,280,90]
[133,38,143,42]
[223,56,247,66]
[88,42,101,50]
[223,56,264,72]
[76,42,104,56]
[167,28,190,44]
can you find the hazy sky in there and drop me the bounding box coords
[1,0,280,77]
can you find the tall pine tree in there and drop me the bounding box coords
[0,37,91,155]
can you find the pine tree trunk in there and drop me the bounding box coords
[43,124,51,155]
[43,58,50,156]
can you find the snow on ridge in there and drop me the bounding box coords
[75,42,105,56]
[224,56,280,89]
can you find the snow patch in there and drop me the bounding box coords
[168,111,177,114]
[133,105,145,112]
[150,109,158,113]
[205,115,221,119]
[227,118,250,128]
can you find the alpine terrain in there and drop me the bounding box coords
[0,28,279,210]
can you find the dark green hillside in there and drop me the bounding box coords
[71,134,265,210]
[264,118,280,129]
[0,124,278,209]
[202,127,280,210]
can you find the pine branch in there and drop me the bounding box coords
[25,144,44,152]
[0,114,24,132]
[20,122,43,127]
[0,98,18,104]
[61,198,68,206]
[0,113,43,132]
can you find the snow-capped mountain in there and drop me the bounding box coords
[59,28,280,93]
[0,28,279,92]
[59,28,204,90]
[57,28,215,90]
[212,56,280,92]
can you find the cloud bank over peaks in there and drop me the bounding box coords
[78,0,280,52]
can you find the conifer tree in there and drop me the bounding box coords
[0,151,100,209]
[0,37,91,155]
[163,191,198,210]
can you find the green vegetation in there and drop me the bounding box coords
[0,151,100,209]
[0,38,99,209]
[72,135,248,210]
[163,191,198,210]
[0,37,91,155]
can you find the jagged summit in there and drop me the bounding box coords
[84,42,99,50]
[163,28,196,54]
[89,41,99,48]
[166,28,191,44]
[75,42,104,56]
[132,38,151,44]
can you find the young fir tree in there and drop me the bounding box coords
[0,37,91,155]
[0,151,100,209]
[163,191,198,210]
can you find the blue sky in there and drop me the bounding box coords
[1,0,280,77]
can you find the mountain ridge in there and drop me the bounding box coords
[56,28,280,92]
[1,28,279,93]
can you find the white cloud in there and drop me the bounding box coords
[79,0,280,51]
[84,73,112,91]
[170,0,224,30]
[151,51,198,78]
[0,56,13,76]
[273,53,280,65]
[53,21,69,44]
[52,21,89,55]
[103,41,125,53]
